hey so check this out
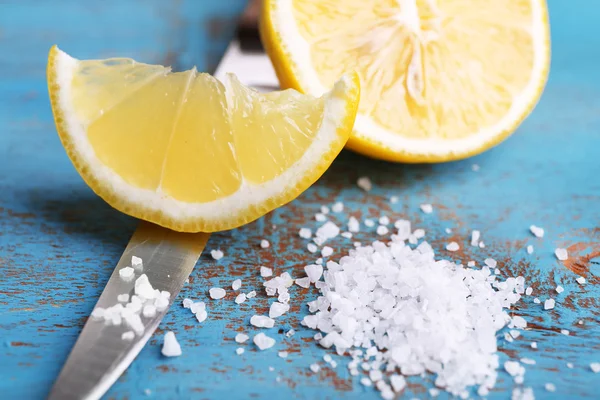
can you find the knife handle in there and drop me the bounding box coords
[237,0,263,52]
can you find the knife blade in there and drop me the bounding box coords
[48,222,209,400]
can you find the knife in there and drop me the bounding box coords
[48,2,275,399]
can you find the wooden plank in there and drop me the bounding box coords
[0,0,599,398]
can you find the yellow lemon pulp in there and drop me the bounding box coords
[260,0,550,162]
[48,46,360,232]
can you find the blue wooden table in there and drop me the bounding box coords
[1,1,599,399]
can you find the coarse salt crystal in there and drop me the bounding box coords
[556,285,564,294]
[379,216,390,225]
[260,240,270,249]
[299,228,312,239]
[285,329,296,338]
[121,331,135,341]
[567,362,574,368]
[364,219,375,228]
[246,290,257,299]
[236,347,245,355]
[305,264,323,283]
[210,250,224,260]
[254,333,275,350]
[360,377,372,387]
[420,204,433,214]
[504,361,523,377]
[530,225,544,238]
[545,383,556,392]
[376,225,389,236]
[235,293,247,304]
[531,342,538,349]
[390,375,406,392]
[250,315,275,328]
[390,196,399,204]
[117,294,130,303]
[561,329,570,336]
[347,217,360,233]
[278,351,289,358]
[260,266,273,277]
[321,206,330,215]
[484,258,497,268]
[467,261,476,267]
[357,177,372,191]
[576,276,586,284]
[544,298,555,310]
[332,202,344,213]
[479,241,486,248]
[119,267,135,280]
[307,243,318,253]
[232,279,242,290]
[131,256,143,270]
[555,248,568,261]
[310,363,320,373]
[295,277,311,288]
[526,245,534,254]
[321,246,334,257]
[521,358,536,365]
[269,302,290,318]
[190,302,205,314]
[155,296,169,311]
[341,232,353,239]
[509,330,521,339]
[590,363,600,373]
[446,242,460,252]
[195,309,207,323]
[414,228,425,238]
[471,230,480,246]
[161,331,182,357]
[525,287,533,296]
[142,304,156,318]
[182,298,193,309]
[315,213,327,222]
[235,333,249,343]
[209,288,226,300]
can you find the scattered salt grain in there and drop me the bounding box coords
[504,361,524,377]
[269,302,290,318]
[305,264,323,283]
[364,219,375,228]
[209,288,226,300]
[253,333,275,350]
[525,287,533,296]
[299,228,312,239]
[521,358,536,365]
[348,217,360,233]
[360,377,372,387]
[260,240,270,249]
[260,266,273,277]
[527,245,534,254]
[232,279,242,291]
[556,285,564,294]
[509,330,521,339]
[210,250,224,260]
[531,342,538,349]
[467,261,476,267]
[544,298,555,310]
[195,309,208,323]
[182,298,193,309]
[420,204,433,214]
[121,331,134,341]
[545,383,556,392]
[236,347,245,355]
[310,363,320,373]
[567,362,573,368]
[376,225,389,235]
[576,276,586,284]
[315,213,327,222]
[320,206,330,215]
[278,351,288,358]
[332,202,344,213]
[285,329,296,337]
[357,177,372,192]
[530,225,544,238]
[591,363,600,373]
[389,375,406,392]
[161,331,182,357]
[470,230,481,246]
[579,320,584,325]
[555,248,568,261]
[533,298,541,304]
[341,232,353,239]
[379,216,390,225]
[321,246,334,257]
[561,329,570,336]
[295,277,311,288]
[235,333,249,343]
[472,164,480,172]
[250,315,275,328]
[512,387,535,400]
[117,294,130,303]
[131,256,143,270]
[479,241,486,248]
[390,196,399,204]
[446,242,460,252]
[323,354,332,363]
[484,258,497,268]
[445,228,452,234]
[307,243,318,253]
[235,293,247,304]
[247,291,257,299]
[119,267,135,280]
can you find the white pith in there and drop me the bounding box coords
[53,48,350,222]
[272,0,549,157]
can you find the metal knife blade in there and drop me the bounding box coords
[48,222,209,400]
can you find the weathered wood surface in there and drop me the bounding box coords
[0,0,599,398]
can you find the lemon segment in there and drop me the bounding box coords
[47,46,360,232]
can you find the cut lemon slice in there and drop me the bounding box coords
[260,0,550,162]
[47,46,359,232]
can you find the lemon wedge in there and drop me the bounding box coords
[47,46,359,232]
[260,0,550,162]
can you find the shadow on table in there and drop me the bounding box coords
[22,184,136,248]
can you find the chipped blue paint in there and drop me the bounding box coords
[0,0,599,399]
